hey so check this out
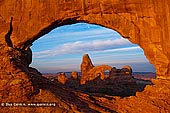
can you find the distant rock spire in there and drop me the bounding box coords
[80,54,94,84]
[81,54,94,72]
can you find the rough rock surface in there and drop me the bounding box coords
[60,63,140,97]
[80,54,94,84]
[79,64,140,97]
[71,71,78,80]
[109,66,132,76]
[0,0,170,113]
[122,65,132,74]
[81,54,94,79]
[57,72,68,84]
[0,0,170,78]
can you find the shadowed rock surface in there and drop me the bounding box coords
[0,0,170,113]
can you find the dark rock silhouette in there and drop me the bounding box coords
[109,66,132,76]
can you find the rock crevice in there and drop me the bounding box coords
[5,17,13,48]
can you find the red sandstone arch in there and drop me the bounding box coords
[0,1,170,112]
[0,0,169,79]
[81,65,112,84]
[88,65,112,79]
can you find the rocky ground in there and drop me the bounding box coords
[46,73,153,97]
[1,70,169,113]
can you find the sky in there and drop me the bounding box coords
[30,23,155,73]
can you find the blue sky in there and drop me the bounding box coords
[30,23,155,73]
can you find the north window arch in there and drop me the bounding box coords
[30,23,155,74]
[0,1,169,112]
[29,23,155,97]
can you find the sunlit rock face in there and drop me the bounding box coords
[80,54,94,84]
[81,54,114,84]
[57,72,68,84]
[0,0,170,112]
[0,0,170,78]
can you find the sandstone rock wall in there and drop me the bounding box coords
[0,0,170,78]
[0,0,170,113]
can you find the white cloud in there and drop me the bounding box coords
[101,46,140,52]
[33,38,132,58]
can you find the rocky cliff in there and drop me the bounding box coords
[0,0,170,112]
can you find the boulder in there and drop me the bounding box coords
[109,67,118,76]
[121,65,132,75]
[71,71,78,80]
[57,72,68,84]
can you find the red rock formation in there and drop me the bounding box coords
[80,54,112,84]
[1,0,170,78]
[0,0,170,112]
[110,66,133,76]
[81,54,94,73]
[80,54,94,84]
[57,72,68,84]
[71,71,78,80]
[87,65,112,80]
[122,65,132,75]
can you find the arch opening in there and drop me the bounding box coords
[30,23,155,97]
